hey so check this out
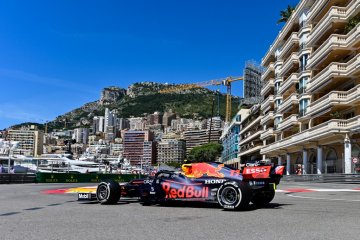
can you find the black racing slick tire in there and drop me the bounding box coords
[251,188,275,207]
[217,181,251,210]
[96,180,121,204]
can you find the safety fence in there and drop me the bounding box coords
[0,173,145,184]
[282,174,360,183]
[0,174,36,184]
[35,172,145,183]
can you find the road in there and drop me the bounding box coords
[1,182,360,240]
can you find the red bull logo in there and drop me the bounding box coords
[184,163,225,178]
[161,182,209,199]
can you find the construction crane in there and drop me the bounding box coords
[159,77,243,123]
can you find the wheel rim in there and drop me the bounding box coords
[97,185,108,200]
[221,187,238,205]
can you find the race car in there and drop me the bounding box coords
[78,161,285,210]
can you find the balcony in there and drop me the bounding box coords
[274,60,284,69]
[240,116,262,134]
[239,145,263,157]
[279,53,299,76]
[308,25,360,68]
[307,53,360,92]
[308,0,359,46]
[279,73,298,95]
[241,130,262,145]
[261,116,360,154]
[260,128,275,140]
[260,111,274,125]
[261,79,274,96]
[277,93,298,113]
[277,32,299,60]
[261,63,275,81]
[305,85,360,118]
[261,95,274,112]
[274,114,298,132]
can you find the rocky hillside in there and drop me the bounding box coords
[11,82,240,131]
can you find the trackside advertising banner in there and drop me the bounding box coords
[36,173,145,183]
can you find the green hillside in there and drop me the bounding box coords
[10,82,240,131]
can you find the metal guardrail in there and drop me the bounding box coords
[282,174,360,184]
[0,174,36,184]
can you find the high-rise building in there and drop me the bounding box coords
[157,139,186,164]
[220,109,250,168]
[182,129,208,155]
[207,116,223,130]
[73,128,89,144]
[7,126,43,156]
[122,130,154,166]
[260,0,360,174]
[240,61,264,106]
[129,117,146,130]
[117,118,130,131]
[239,105,262,164]
[163,110,176,127]
[153,111,163,125]
[98,116,105,133]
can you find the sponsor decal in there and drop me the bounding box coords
[205,179,226,184]
[45,178,58,183]
[230,169,241,176]
[144,179,154,184]
[46,174,58,183]
[161,182,209,199]
[186,163,225,178]
[223,205,235,209]
[243,167,268,174]
[249,181,265,186]
[66,175,78,183]
[275,166,285,175]
[78,193,90,199]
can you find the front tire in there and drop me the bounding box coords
[217,181,251,210]
[96,180,121,204]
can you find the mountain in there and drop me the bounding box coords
[10,82,240,131]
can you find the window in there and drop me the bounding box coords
[299,99,309,116]
[298,77,308,94]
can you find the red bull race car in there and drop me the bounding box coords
[78,162,285,210]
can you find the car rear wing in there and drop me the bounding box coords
[242,165,285,183]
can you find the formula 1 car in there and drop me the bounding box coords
[78,162,285,210]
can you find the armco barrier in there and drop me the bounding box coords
[35,172,145,183]
[282,174,360,183]
[0,174,36,184]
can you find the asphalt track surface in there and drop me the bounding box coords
[1,182,360,240]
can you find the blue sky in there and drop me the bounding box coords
[0,0,299,129]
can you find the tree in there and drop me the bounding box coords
[277,5,295,24]
[166,161,183,169]
[345,16,360,33]
[188,143,224,163]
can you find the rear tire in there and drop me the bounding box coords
[217,181,251,210]
[96,180,121,204]
[251,188,275,207]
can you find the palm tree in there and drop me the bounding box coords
[277,5,296,24]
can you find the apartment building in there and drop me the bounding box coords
[157,139,186,164]
[182,129,208,155]
[73,128,89,144]
[220,109,250,168]
[7,127,44,156]
[239,105,263,164]
[122,130,154,166]
[261,0,360,174]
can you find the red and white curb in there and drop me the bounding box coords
[42,187,360,195]
[277,188,360,193]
